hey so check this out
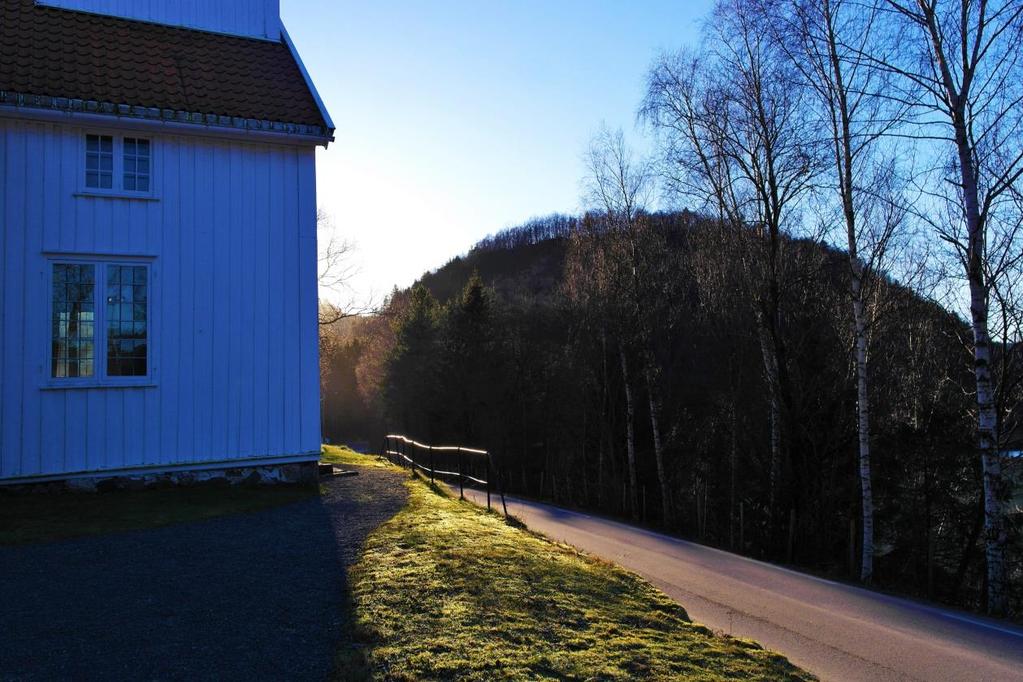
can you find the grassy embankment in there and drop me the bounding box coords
[330,446,811,681]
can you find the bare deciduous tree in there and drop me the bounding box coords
[865,0,1023,615]
[774,0,913,583]
[643,0,822,533]
[317,209,379,325]
[574,126,662,522]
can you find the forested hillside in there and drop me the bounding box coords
[320,0,1023,620]
[321,210,1019,618]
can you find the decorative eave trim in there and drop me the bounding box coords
[0,90,335,147]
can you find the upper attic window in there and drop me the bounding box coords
[82,134,153,196]
[85,134,113,189]
[123,138,151,192]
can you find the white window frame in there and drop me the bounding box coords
[78,132,155,199]
[44,256,155,389]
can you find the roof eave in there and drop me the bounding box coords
[0,91,333,146]
[281,24,335,144]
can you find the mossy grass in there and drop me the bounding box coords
[322,444,395,469]
[0,482,316,545]
[336,465,813,681]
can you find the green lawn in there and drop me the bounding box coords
[2,446,380,545]
[335,452,812,681]
[322,444,394,469]
[0,482,316,545]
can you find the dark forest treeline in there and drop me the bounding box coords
[321,0,1023,619]
[320,210,1021,619]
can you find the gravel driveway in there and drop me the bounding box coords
[0,465,407,681]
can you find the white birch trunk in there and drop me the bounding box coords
[620,347,640,520]
[917,0,1008,617]
[820,0,875,584]
[970,275,1006,615]
[645,366,670,525]
[851,275,874,584]
[757,321,782,523]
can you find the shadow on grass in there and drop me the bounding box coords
[0,483,318,545]
[0,464,407,681]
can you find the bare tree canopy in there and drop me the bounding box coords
[317,209,380,325]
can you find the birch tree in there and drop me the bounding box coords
[774,0,911,583]
[576,126,673,523]
[867,0,1023,615]
[642,0,821,531]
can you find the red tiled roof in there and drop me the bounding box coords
[0,0,328,131]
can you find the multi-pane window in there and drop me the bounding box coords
[50,261,150,382]
[85,134,113,189]
[51,264,96,378]
[123,138,151,192]
[106,265,148,377]
[83,134,152,193]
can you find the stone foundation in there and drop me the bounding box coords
[0,461,319,495]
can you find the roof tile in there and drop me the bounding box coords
[0,0,327,130]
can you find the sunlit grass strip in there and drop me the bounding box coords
[337,466,812,681]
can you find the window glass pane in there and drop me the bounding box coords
[84,135,113,189]
[106,264,148,376]
[51,263,96,378]
[123,137,151,193]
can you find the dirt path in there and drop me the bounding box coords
[0,466,406,681]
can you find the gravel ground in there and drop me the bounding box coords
[0,466,407,681]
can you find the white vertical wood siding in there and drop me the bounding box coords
[35,0,281,40]
[0,118,321,479]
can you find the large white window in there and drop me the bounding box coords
[51,263,96,378]
[82,134,153,195]
[50,260,151,384]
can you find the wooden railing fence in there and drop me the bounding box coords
[384,434,508,516]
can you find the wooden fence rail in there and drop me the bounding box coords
[384,433,508,516]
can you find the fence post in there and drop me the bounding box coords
[498,466,509,517]
[458,447,465,500]
[486,455,492,511]
[429,445,435,484]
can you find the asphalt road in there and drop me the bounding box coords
[459,488,1023,682]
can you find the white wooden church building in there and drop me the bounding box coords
[0,0,332,487]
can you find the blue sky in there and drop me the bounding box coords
[282,0,713,302]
